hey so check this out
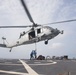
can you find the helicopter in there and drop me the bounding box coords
[0,0,76,52]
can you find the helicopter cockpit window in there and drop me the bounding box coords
[29,31,35,39]
[37,29,41,34]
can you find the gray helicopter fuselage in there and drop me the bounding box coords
[1,26,62,48]
[18,26,61,45]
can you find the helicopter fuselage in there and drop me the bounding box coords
[5,26,63,48]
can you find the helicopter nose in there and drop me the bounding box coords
[54,28,60,35]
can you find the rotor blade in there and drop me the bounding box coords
[0,25,32,28]
[43,19,76,25]
[21,0,35,24]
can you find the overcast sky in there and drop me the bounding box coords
[0,0,76,59]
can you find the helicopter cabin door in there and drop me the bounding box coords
[29,30,35,40]
[37,28,41,34]
[37,28,42,36]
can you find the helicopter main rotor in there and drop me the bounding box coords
[21,0,39,28]
[0,19,76,28]
[0,0,76,29]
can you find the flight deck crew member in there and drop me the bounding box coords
[30,51,33,60]
[33,50,37,59]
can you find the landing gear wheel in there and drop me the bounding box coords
[45,40,48,45]
[9,48,12,52]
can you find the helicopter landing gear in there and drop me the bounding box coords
[9,48,12,52]
[45,40,48,45]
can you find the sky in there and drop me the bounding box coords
[0,0,76,59]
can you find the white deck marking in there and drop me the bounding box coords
[0,59,56,75]
[5,62,12,64]
[0,70,27,75]
[19,59,39,75]
[29,61,57,65]
[34,62,41,64]
[0,63,22,66]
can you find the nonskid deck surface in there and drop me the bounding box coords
[0,59,76,75]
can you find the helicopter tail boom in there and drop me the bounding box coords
[0,44,7,48]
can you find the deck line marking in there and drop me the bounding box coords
[5,62,12,64]
[29,61,57,65]
[0,63,22,66]
[19,59,39,75]
[0,70,27,75]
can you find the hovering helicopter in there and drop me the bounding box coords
[0,0,76,52]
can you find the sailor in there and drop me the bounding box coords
[33,50,37,59]
[23,31,25,35]
[19,33,23,38]
[30,51,33,60]
[19,31,25,38]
